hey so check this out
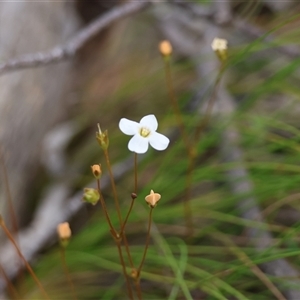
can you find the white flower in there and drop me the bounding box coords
[119,114,170,154]
[211,37,228,52]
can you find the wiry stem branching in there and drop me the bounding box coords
[96,178,134,299]
[0,219,50,300]
[194,63,226,142]
[134,153,138,194]
[134,207,154,300]
[138,207,153,273]
[116,240,134,300]
[0,150,25,288]
[102,149,134,269]
[103,149,123,226]
[121,193,136,237]
[164,58,192,157]
[0,263,20,299]
[97,179,117,236]
[163,57,194,235]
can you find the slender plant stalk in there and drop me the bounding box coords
[0,263,20,299]
[115,155,141,299]
[0,152,19,238]
[134,153,138,194]
[121,233,134,270]
[60,247,78,300]
[97,179,117,237]
[134,280,142,300]
[96,179,134,299]
[194,63,226,142]
[116,241,134,300]
[119,154,137,250]
[102,149,134,268]
[123,153,142,299]
[0,220,50,300]
[121,196,135,236]
[137,207,153,272]
[184,159,195,236]
[186,63,226,238]
[0,151,25,288]
[103,149,123,226]
[163,57,194,235]
[163,58,192,156]
[134,207,154,300]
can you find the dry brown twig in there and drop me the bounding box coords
[0,1,150,75]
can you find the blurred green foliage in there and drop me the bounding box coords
[17,4,300,300]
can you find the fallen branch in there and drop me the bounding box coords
[0,1,150,75]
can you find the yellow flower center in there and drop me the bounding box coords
[140,127,150,138]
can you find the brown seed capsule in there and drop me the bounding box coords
[145,190,161,208]
[57,222,71,240]
[159,40,172,57]
[131,193,137,200]
[91,164,102,179]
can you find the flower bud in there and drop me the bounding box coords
[83,188,100,205]
[145,190,161,208]
[91,164,102,179]
[159,40,172,57]
[211,37,228,62]
[96,124,109,150]
[57,222,71,247]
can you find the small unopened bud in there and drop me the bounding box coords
[145,190,161,208]
[57,222,71,247]
[211,37,228,62]
[96,124,109,150]
[91,164,102,179]
[131,193,137,200]
[83,188,100,205]
[159,40,172,57]
[57,222,71,239]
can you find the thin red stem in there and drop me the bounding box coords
[134,153,138,194]
[138,208,153,275]
[116,241,134,300]
[60,247,78,300]
[103,149,123,226]
[0,221,50,300]
[97,179,117,237]
[0,263,20,299]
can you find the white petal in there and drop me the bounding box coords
[119,118,139,135]
[149,132,170,151]
[140,114,158,131]
[128,134,149,154]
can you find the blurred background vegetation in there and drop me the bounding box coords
[1,0,300,299]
